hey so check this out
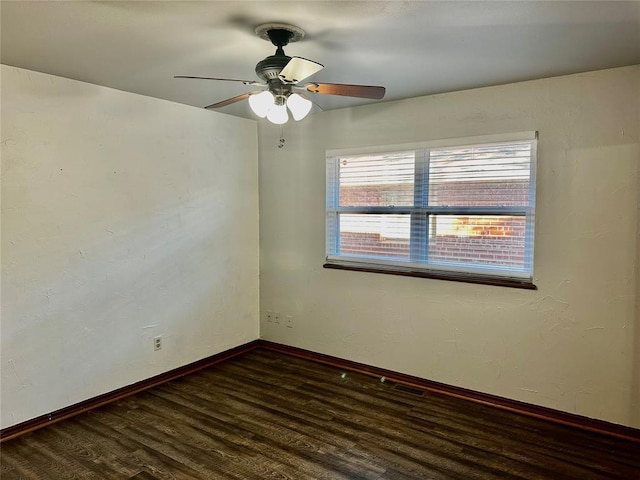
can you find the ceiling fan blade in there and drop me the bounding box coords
[174,75,262,86]
[304,82,385,99]
[278,57,324,84]
[204,92,252,109]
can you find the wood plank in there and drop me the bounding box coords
[2,348,639,479]
[0,340,261,443]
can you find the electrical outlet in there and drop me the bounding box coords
[285,315,293,328]
[267,311,274,323]
[154,336,162,351]
[273,312,280,324]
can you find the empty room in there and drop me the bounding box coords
[1,1,639,478]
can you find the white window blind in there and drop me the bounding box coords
[326,133,537,282]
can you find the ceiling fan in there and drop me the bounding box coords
[175,23,386,124]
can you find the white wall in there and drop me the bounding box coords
[259,66,640,427]
[1,66,260,429]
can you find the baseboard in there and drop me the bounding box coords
[3,338,638,444]
[257,340,640,443]
[0,340,261,443]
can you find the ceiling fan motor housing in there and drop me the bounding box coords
[255,54,291,81]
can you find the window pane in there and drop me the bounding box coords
[326,136,536,283]
[428,215,526,269]
[429,142,531,207]
[339,152,414,206]
[339,214,410,258]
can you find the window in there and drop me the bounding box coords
[325,132,537,288]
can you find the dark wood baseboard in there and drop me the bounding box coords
[0,340,261,443]
[3,338,638,444]
[258,340,640,443]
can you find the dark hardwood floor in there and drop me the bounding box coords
[1,348,639,479]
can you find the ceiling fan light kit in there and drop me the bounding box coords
[286,93,313,121]
[247,90,312,123]
[175,23,386,124]
[248,90,274,118]
[266,101,289,125]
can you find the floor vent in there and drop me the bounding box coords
[392,384,425,396]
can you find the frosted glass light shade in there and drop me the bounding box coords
[248,91,274,118]
[286,93,313,121]
[266,103,289,124]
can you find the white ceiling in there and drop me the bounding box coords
[2,1,639,120]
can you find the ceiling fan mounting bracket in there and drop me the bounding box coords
[255,23,305,46]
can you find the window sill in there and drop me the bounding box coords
[323,262,537,290]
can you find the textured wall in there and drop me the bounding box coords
[259,66,640,427]
[1,66,260,429]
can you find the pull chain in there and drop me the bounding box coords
[278,125,286,149]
